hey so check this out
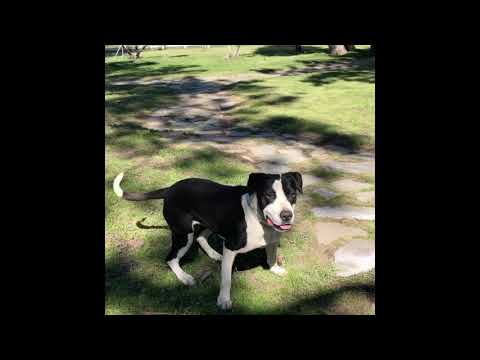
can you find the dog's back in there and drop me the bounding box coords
[163,178,248,232]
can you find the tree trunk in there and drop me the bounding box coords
[370,44,375,55]
[135,45,148,58]
[233,45,240,57]
[329,45,348,56]
[345,45,356,51]
[225,45,240,59]
[295,45,303,53]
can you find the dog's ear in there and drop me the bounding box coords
[283,172,303,194]
[247,173,266,194]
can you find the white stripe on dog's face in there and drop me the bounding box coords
[263,179,294,226]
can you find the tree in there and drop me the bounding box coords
[329,45,348,55]
[329,45,348,56]
[124,45,148,59]
[225,45,241,59]
[328,45,356,55]
[295,45,303,53]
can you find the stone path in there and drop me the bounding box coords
[111,68,375,279]
[312,206,375,221]
[334,239,375,277]
[314,222,367,246]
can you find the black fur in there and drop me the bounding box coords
[281,172,303,204]
[247,173,281,213]
[160,178,249,252]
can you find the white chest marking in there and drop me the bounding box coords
[238,193,267,253]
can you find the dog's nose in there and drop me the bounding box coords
[280,210,293,223]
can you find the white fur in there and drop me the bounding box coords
[167,233,196,286]
[217,245,236,310]
[216,193,289,310]
[239,193,267,253]
[266,242,287,276]
[270,263,288,276]
[191,220,200,231]
[197,229,223,261]
[262,179,295,227]
[113,172,124,198]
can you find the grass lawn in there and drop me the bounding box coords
[105,45,375,315]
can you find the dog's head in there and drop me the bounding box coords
[247,172,303,232]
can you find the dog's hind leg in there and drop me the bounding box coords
[193,225,223,261]
[166,232,196,286]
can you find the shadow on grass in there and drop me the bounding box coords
[253,115,370,152]
[175,148,247,179]
[253,45,329,57]
[106,83,179,117]
[299,54,375,86]
[311,165,344,181]
[106,76,256,118]
[105,232,270,315]
[106,61,205,82]
[105,121,167,158]
[282,282,375,315]
[303,69,374,86]
[106,243,374,315]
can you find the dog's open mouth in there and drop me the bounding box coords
[266,216,292,231]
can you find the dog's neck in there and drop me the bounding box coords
[247,192,270,228]
[245,192,280,242]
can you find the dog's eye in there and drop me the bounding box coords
[265,191,275,199]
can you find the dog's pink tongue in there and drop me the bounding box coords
[267,218,273,226]
[280,224,292,230]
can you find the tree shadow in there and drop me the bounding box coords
[303,69,374,86]
[282,282,375,315]
[299,54,375,86]
[106,76,258,119]
[262,95,299,106]
[174,148,248,179]
[253,115,370,152]
[105,122,169,157]
[106,83,180,118]
[106,62,205,83]
[253,45,329,57]
[105,230,272,315]
[105,238,374,315]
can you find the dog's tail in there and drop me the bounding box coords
[113,172,169,201]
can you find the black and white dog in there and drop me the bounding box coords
[113,171,303,310]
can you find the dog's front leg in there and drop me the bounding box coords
[266,243,287,276]
[217,245,237,310]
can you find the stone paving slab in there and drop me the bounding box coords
[256,162,290,174]
[277,147,310,163]
[332,179,371,193]
[312,206,375,220]
[302,174,325,187]
[313,188,339,200]
[355,191,375,203]
[325,160,375,175]
[334,239,375,277]
[314,222,367,246]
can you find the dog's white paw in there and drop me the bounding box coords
[270,264,288,276]
[217,295,233,310]
[180,274,197,286]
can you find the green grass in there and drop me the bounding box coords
[106,45,374,151]
[228,73,374,149]
[105,45,375,315]
[105,125,375,315]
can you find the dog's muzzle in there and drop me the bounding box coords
[265,216,292,232]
